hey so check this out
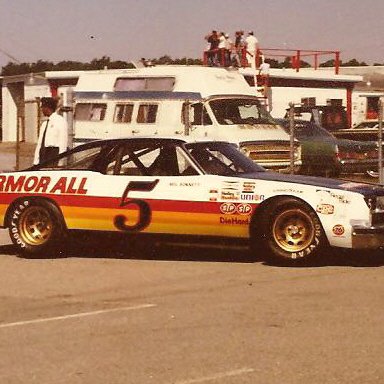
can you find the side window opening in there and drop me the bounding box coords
[114,104,134,123]
[75,103,107,121]
[137,104,158,124]
[189,103,212,126]
[104,142,183,176]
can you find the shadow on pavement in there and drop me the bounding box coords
[0,244,18,256]
[7,232,255,264]
[261,247,384,268]
[3,231,384,267]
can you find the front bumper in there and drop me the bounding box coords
[352,225,384,249]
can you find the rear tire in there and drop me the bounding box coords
[8,199,66,257]
[253,198,326,265]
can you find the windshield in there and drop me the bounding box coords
[277,119,334,140]
[185,142,265,176]
[209,98,275,126]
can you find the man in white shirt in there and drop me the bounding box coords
[33,97,69,165]
[258,56,271,76]
[245,31,259,69]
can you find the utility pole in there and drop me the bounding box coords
[379,97,384,184]
[288,102,295,174]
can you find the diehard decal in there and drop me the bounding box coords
[220,217,250,225]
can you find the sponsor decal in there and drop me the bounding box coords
[222,181,240,190]
[221,190,240,200]
[0,175,88,195]
[332,224,345,236]
[237,203,252,215]
[220,202,237,215]
[274,188,303,194]
[316,189,350,204]
[242,181,256,193]
[221,181,241,200]
[240,193,265,202]
[220,202,253,216]
[209,189,219,202]
[316,204,334,215]
[220,217,250,225]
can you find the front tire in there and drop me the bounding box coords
[8,199,66,256]
[254,198,326,265]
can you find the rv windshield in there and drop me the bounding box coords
[209,98,275,126]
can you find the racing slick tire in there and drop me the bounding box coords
[7,198,66,257]
[252,197,326,265]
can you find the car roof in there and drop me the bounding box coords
[74,136,231,148]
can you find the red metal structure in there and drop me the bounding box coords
[203,47,341,74]
[255,48,340,74]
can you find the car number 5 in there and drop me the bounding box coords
[114,180,158,232]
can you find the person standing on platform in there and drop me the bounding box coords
[245,31,259,69]
[33,97,68,165]
[205,30,219,66]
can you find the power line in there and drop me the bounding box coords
[0,47,22,64]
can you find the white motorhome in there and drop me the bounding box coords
[72,66,301,171]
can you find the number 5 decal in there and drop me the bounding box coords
[114,180,159,232]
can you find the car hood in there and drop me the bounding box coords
[301,136,376,149]
[239,171,384,196]
[334,138,378,150]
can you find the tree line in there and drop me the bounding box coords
[1,55,382,76]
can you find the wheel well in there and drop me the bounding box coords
[250,195,323,239]
[4,197,67,230]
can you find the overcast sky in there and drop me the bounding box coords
[0,0,383,68]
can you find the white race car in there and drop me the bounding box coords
[1,137,384,264]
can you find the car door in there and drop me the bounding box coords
[76,140,244,239]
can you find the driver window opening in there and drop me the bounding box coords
[187,103,212,126]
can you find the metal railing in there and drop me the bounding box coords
[203,47,341,74]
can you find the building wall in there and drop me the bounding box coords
[268,87,348,119]
[2,84,20,141]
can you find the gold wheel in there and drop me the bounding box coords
[19,206,53,246]
[272,208,315,253]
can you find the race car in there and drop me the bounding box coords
[1,137,384,264]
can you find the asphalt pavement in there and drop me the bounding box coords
[0,231,384,384]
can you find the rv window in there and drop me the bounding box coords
[147,78,175,90]
[114,77,175,91]
[75,103,107,121]
[137,104,158,124]
[114,104,134,123]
